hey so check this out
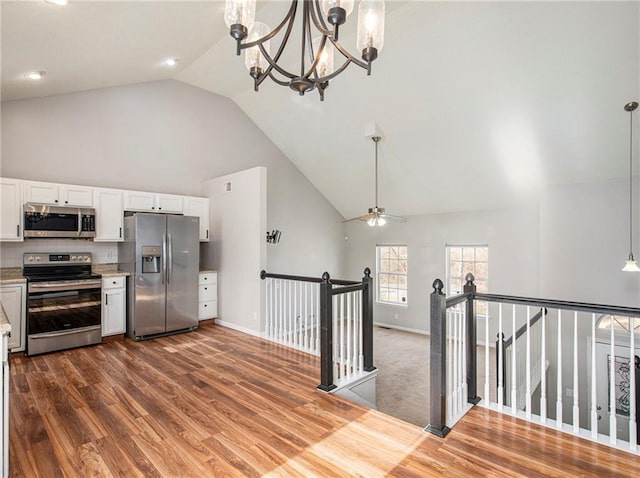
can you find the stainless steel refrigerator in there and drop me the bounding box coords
[118,213,199,340]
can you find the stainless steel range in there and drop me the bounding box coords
[23,253,102,356]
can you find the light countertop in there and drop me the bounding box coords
[200,269,218,274]
[0,302,12,336]
[0,267,26,285]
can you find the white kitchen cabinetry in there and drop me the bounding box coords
[184,196,210,242]
[198,272,218,320]
[24,181,93,206]
[0,179,23,242]
[0,283,26,352]
[94,188,124,242]
[124,191,183,214]
[102,276,126,336]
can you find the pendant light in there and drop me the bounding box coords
[622,101,640,272]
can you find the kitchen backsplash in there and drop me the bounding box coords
[0,241,118,267]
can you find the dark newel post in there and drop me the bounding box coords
[464,273,480,405]
[317,272,336,392]
[425,279,450,438]
[362,268,376,372]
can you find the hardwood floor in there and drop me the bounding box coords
[9,323,640,477]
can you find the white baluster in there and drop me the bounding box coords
[304,283,309,350]
[331,295,340,382]
[526,306,532,418]
[485,300,490,403]
[630,316,637,451]
[346,292,352,380]
[511,304,517,413]
[609,314,617,445]
[573,311,579,434]
[540,309,547,423]
[498,303,504,410]
[460,304,465,414]
[358,291,363,373]
[461,304,467,413]
[590,313,597,438]
[447,308,453,420]
[557,309,563,429]
[452,307,459,418]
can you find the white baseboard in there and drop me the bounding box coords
[373,322,430,336]
[214,319,262,338]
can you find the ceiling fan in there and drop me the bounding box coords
[343,136,408,227]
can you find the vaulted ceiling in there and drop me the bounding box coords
[2,1,639,220]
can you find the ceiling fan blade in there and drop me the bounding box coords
[342,213,375,223]
[380,213,408,223]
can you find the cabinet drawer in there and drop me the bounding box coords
[199,272,217,285]
[199,284,217,301]
[102,276,125,289]
[199,300,217,319]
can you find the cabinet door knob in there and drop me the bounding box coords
[112,281,116,285]
[204,304,207,307]
[54,199,59,203]
[204,287,207,290]
[65,200,68,204]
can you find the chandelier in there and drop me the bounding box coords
[224,0,385,101]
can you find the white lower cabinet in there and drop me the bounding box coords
[198,272,218,320]
[102,276,126,336]
[0,284,26,352]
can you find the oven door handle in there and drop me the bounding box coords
[29,280,101,293]
[30,325,101,339]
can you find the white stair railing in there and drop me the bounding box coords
[261,269,375,392]
[264,276,320,355]
[428,273,640,456]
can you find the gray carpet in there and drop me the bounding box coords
[374,326,431,427]
[373,325,496,428]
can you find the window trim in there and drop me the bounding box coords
[446,244,489,318]
[375,244,408,308]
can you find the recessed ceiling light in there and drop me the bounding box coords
[44,0,69,5]
[24,71,46,80]
[163,58,179,67]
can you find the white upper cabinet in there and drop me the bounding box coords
[24,181,93,207]
[184,196,210,242]
[155,194,183,213]
[123,190,156,212]
[0,178,23,242]
[94,188,124,242]
[124,191,184,214]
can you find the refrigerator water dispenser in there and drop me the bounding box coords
[141,246,161,273]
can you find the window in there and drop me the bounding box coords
[446,245,488,315]
[376,245,408,306]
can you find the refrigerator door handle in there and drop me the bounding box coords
[167,233,173,284]
[162,233,167,285]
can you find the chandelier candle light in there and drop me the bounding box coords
[224,0,385,100]
[622,101,640,272]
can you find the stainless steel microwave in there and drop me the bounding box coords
[23,204,96,239]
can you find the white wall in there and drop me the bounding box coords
[205,167,266,336]
[1,80,347,275]
[345,177,640,337]
[267,161,346,278]
[345,202,540,335]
